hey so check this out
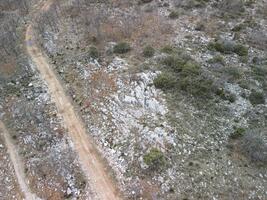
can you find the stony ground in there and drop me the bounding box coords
[0,0,266,199]
[35,0,267,199]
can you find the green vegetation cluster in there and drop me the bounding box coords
[154,47,215,99]
[143,148,166,171]
[208,40,248,56]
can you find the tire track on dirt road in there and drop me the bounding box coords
[25,1,122,199]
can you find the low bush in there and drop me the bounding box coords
[143,46,155,57]
[249,90,265,105]
[208,40,248,56]
[161,45,176,54]
[139,0,153,4]
[143,148,166,170]
[156,53,215,99]
[224,67,242,81]
[216,88,236,102]
[181,61,201,76]
[227,93,237,103]
[154,73,176,90]
[240,131,267,165]
[252,65,267,82]
[234,44,249,57]
[230,127,246,139]
[208,55,225,65]
[113,42,131,54]
[232,23,245,32]
[161,55,191,72]
[88,46,100,59]
[169,10,179,19]
[180,75,214,98]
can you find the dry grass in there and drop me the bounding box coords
[89,69,117,99]
[0,62,17,77]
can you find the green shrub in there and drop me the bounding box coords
[234,44,248,56]
[216,88,236,102]
[154,73,176,90]
[208,55,225,65]
[231,23,246,32]
[143,46,155,57]
[225,67,242,80]
[238,79,250,90]
[252,65,267,82]
[159,53,216,98]
[181,61,201,76]
[88,46,100,59]
[161,45,176,54]
[169,10,179,19]
[139,0,153,4]
[162,56,184,72]
[230,127,246,139]
[143,148,166,170]
[180,76,214,98]
[208,41,248,56]
[228,93,237,103]
[249,90,265,105]
[208,41,231,53]
[161,55,192,72]
[113,42,131,54]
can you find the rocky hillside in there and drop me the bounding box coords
[0,0,266,199]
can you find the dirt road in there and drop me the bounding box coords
[25,1,121,200]
[0,121,38,200]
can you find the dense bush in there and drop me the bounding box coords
[240,131,267,165]
[113,42,131,54]
[216,88,236,103]
[155,53,215,99]
[249,90,265,105]
[143,148,166,170]
[252,65,267,82]
[161,54,192,72]
[230,127,246,139]
[139,0,153,4]
[169,10,179,19]
[180,75,214,98]
[180,61,201,76]
[208,40,248,56]
[88,46,100,59]
[154,73,176,90]
[143,46,155,57]
[224,67,242,81]
[234,44,249,56]
[161,45,176,54]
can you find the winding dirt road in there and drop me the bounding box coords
[25,1,121,199]
[0,121,38,200]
